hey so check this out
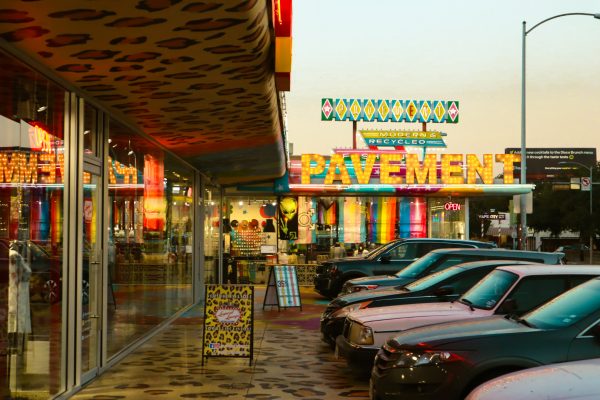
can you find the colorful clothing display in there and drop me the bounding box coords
[338,199,366,243]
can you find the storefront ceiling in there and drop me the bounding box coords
[0,0,286,185]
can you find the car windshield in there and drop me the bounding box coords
[404,266,462,291]
[459,269,519,310]
[523,278,600,329]
[394,253,443,278]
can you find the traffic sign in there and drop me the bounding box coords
[582,177,591,191]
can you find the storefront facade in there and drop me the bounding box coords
[221,150,533,284]
[0,48,205,398]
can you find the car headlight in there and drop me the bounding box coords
[385,346,459,367]
[350,284,379,293]
[331,301,372,318]
[348,321,374,345]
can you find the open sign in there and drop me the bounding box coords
[444,202,461,211]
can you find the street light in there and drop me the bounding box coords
[520,12,600,250]
[558,161,593,264]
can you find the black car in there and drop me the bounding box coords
[0,239,61,303]
[320,259,536,347]
[313,238,496,298]
[370,275,600,400]
[342,248,564,295]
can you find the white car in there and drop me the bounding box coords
[334,264,600,372]
[466,358,600,400]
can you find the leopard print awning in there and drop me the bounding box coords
[0,0,286,185]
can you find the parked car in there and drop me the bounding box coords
[0,239,61,303]
[335,264,599,373]
[313,238,496,298]
[341,248,564,295]
[466,358,600,400]
[370,276,600,400]
[320,259,538,347]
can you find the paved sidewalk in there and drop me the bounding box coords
[72,287,370,399]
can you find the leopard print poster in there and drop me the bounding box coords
[202,284,254,364]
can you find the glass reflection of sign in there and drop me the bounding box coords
[0,119,64,185]
[444,202,461,211]
[107,156,138,185]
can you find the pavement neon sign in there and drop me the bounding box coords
[300,153,520,185]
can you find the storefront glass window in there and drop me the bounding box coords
[107,120,193,358]
[0,51,65,398]
[203,186,220,284]
[429,198,466,239]
[83,106,99,158]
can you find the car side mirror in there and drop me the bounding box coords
[380,255,391,264]
[433,285,454,297]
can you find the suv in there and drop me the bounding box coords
[371,275,600,400]
[336,264,597,374]
[313,238,496,298]
[341,248,564,295]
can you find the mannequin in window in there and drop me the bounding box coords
[7,241,31,354]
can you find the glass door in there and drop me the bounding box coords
[81,170,102,381]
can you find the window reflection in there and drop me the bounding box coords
[0,51,65,398]
[106,120,193,358]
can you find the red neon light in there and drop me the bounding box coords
[273,0,292,37]
[444,202,461,211]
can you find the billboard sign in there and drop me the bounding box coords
[505,148,596,180]
[321,98,459,123]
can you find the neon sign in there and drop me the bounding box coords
[300,153,521,185]
[0,151,64,184]
[444,202,461,211]
[28,124,54,153]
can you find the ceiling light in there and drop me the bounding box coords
[83,130,90,135]
[108,138,112,144]
[37,106,47,112]
[128,150,134,155]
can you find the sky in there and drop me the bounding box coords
[285,0,600,159]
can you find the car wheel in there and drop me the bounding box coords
[43,279,60,304]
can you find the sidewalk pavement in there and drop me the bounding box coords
[71,287,370,399]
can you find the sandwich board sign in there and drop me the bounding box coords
[263,265,302,311]
[201,284,254,366]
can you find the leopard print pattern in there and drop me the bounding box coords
[0,1,285,184]
[202,285,253,360]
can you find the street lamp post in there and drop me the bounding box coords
[559,161,594,264]
[520,12,600,250]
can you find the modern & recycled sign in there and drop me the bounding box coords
[202,285,254,366]
[360,130,447,148]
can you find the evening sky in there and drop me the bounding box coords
[286,0,600,161]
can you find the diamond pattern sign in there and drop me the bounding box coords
[321,98,459,123]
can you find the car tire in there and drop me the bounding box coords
[42,279,60,304]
